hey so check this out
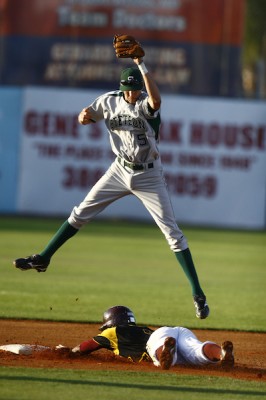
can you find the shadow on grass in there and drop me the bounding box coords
[1,375,264,396]
[0,216,156,235]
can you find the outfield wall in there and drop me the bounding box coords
[0,87,265,229]
[0,88,22,212]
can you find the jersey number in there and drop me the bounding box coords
[137,134,147,146]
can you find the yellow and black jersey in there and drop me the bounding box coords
[93,325,154,362]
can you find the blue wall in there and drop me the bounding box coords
[0,87,22,212]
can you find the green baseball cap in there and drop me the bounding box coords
[119,68,143,91]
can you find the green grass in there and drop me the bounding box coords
[1,216,265,330]
[0,367,265,400]
[0,216,266,400]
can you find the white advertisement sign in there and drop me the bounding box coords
[18,88,266,229]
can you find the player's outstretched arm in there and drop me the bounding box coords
[112,34,161,111]
[133,57,161,111]
[72,338,102,354]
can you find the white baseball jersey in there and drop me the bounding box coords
[68,90,188,252]
[146,326,217,367]
[88,90,160,163]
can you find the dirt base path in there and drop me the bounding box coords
[0,319,265,382]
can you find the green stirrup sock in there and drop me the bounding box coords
[40,220,78,261]
[175,248,204,297]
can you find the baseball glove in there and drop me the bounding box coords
[113,34,145,58]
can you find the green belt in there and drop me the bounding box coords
[118,157,154,171]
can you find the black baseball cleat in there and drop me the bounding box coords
[220,341,234,368]
[159,337,176,370]
[193,295,210,319]
[13,254,50,273]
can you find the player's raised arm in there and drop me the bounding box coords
[113,34,161,111]
[133,56,161,111]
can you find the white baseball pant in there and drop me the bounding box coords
[146,326,217,367]
[68,158,188,252]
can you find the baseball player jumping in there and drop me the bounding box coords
[13,36,209,319]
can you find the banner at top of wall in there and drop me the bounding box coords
[1,0,244,45]
[0,0,245,96]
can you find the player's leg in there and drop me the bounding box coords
[177,327,234,367]
[176,327,216,365]
[156,337,177,370]
[146,327,179,369]
[13,162,130,272]
[132,170,209,318]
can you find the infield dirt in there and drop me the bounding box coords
[0,319,265,382]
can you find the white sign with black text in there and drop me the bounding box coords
[17,88,266,229]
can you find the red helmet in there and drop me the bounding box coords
[100,306,136,331]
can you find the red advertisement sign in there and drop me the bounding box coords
[1,0,245,44]
[0,0,246,96]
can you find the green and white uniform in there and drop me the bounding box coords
[68,90,188,252]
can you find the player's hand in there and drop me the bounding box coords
[133,57,143,66]
[71,345,81,353]
[78,107,95,125]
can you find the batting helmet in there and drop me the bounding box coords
[100,305,136,331]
